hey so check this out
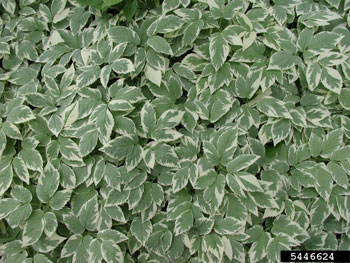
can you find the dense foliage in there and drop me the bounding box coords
[0,0,350,262]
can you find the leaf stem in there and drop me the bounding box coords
[0,220,7,235]
[246,87,272,107]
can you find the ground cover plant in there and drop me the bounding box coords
[0,0,350,262]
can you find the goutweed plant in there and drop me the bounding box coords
[0,0,350,262]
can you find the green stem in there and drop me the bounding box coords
[246,87,272,107]
[0,220,7,235]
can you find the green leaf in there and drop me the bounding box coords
[97,229,128,243]
[203,174,226,212]
[311,198,330,226]
[146,228,172,255]
[309,133,322,157]
[317,52,347,67]
[23,210,44,246]
[111,58,135,74]
[214,216,242,235]
[109,100,134,112]
[217,128,238,164]
[7,203,32,228]
[89,239,102,263]
[101,240,124,263]
[114,116,136,136]
[58,136,83,163]
[226,194,247,221]
[79,130,99,157]
[226,154,260,173]
[130,217,152,245]
[141,103,156,133]
[321,129,343,157]
[226,173,246,196]
[306,62,322,90]
[0,198,20,220]
[66,235,92,262]
[246,225,270,263]
[271,215,306,238]
[307,31,343,55]
[145,64,162,86]
[9,68,38,86]
[48,114,63,137]
[59,65,75,91]
[11,185,32,203]
[18,149,43,172]
[113,86,145,104]
[101,0,124,10]
[266,236,285,262]
[271,119,291,146]
[123,0,138,21]
[104,163,122,189]
[33,254,54,263]
[235,70,260,99]
[256,96,291,119]
[243,31,257,50]
[43,212,58,237]
[157,109,184,129]
[100,65,111,88]
[61,234,83,258]
[312,164,333,201]
[147,36,173,56]
[1,0,350,260]
[62,102,79,128]
[327,161,348,188]
[223,26,243,46]
[321,66,343,94]
[150,183,164,205]
[209,99,231,123]
[272,5,287,25]
[59,164,76,189]
[36,163,60,203]
[339,88,350,110]
[0,130,5,159]
[105,206,126,223]
[162,0,181,14]
[183,20,204,46]
[2,0,16,14]
[202,233,224,260]
[77,66,100,88]
[172,164,195,193]
[153,143,180,168]
[7,105,36,124]
[95,107,114,144]
[125,144,143,172]
[62,213,85,234]
[147,15,185,35]
[100,136,134,160]
[235,172,264,192]
[49,190,72,210]
[174,209,193,236]
[18,41,38,61]
[0,159,13,196]
[330,146,350,161]
[173,63,196,79]
[151,128,183,142]
[108,43,127,63]
[51,0,67,17]
[209,32,229,71]
[108,26,140,45]
[268,51,299,70]
[78,196,99,231]
[195,217,214,236]
[2,121,22,140]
